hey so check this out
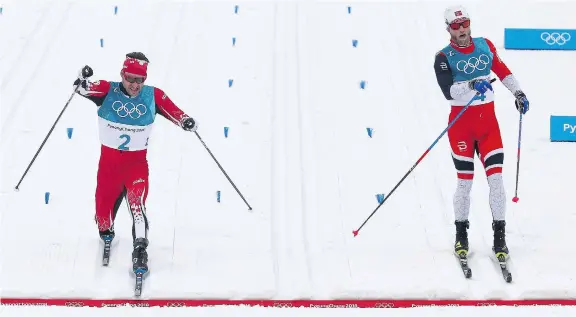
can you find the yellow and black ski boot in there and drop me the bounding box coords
[454,220,470,257]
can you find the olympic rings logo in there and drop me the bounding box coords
[541,32,571,45]
[111,101,148,119]
[456,54,490,74]
[374,303,395,308]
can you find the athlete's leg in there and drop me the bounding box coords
[447,106,478,255]
[475,102,506,221]
[448,107,475,222]
[124,157,150,242]
[95,149,125,238]
[123,154,150,273]
[475,102,509,255]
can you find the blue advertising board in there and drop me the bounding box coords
[550,116,576,142]
[504,28,576,50]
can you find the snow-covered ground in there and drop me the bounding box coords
[1,0,576,315]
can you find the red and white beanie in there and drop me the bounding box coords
[444,6,470,24]
[122,57,148,77]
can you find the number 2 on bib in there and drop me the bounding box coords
[119,134,131,150]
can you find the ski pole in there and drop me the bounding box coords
[194,131,253,210]
[352,78,496,237]
[512,110,523,203]
[15,81,83,191]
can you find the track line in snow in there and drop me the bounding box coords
[269,1,282,298]
[270,2,313,299]
[1,3,72,142]
[294,1,314,297]
[0,2,50,92]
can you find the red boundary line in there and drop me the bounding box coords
[2,298,576,308]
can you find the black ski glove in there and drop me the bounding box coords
[74,65,93,87]
[182,117,198,132]
[80,65,93,79]
[514,90,529,114]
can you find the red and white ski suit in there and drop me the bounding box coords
[75,79,190,240]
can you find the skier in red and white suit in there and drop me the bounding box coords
[73,52,198,273]
[433,6,529,260]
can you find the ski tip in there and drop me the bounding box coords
[352,230,359,237]
[512,196,519,203]
[14,187,19,192]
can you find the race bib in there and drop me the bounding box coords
[98,117,153,151]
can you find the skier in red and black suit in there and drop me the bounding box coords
[433,6,529,261]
